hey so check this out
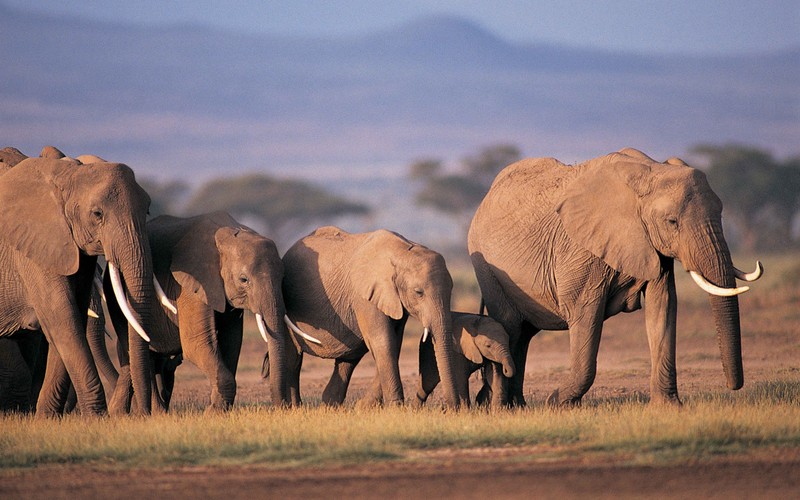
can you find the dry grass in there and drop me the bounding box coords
[2,380,798,470]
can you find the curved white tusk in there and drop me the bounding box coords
[108,262,151,342]
[422,327,430,343]
[255,313,270,344]
[153,276,177,314]
[87,308,99,319]
[734,260,763,282]
[283,315,323,345]
[689,271,749,297]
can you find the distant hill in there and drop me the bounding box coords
[1,3,797,184]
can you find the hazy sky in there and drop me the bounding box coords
[7,0,799,55]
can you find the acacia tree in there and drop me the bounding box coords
[411,143,521,227]
[182,173,369,249]
[692,144,800,251]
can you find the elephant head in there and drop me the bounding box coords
[556,148,760,391]
[157,212,292,405]
[457,314,515,378]
[0,156,156,414]
[350,230,462,407]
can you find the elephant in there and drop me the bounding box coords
[280,226,462,408]
[413,312,515,408]
[0,154,158,416]
[468,147,762,407]
[106,212,292,413]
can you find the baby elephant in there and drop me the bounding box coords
[414,312,515,408]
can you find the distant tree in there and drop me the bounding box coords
[409,158,443,180]
[692,144,800,251]
[411,143,521,227]
[138,178,190,218]
[182,173,370,246]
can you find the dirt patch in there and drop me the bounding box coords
[3,454,799,499]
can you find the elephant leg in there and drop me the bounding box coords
[474,365,492,406]
[356,373,383,409]
[548,303,605,407]
[31,273,106,416]
[109,365,133,415]
[0,338,34,412]
[64,384,78,414]
[487,319,536,408]
[288,351,303,406]
[322,355,363,406]
[414,336,439,407]
[154,354,182,411]
[357,308,404,405]
[216,309,244,386]
[179,299,235,411]
[35,346,71,417]
[645,264,681,405]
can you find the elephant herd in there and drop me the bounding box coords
[0,145,762,417]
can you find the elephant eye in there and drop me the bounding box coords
[414,287,424,297]
[666,217,678,227]
[239,275,249,285]
[91,209,104,221]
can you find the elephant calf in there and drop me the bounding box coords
[414,312,515,408]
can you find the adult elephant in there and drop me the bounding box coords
[281,226,462,408]
[106,212,292,413]
[468,148,761,407]
[0,156,157,416]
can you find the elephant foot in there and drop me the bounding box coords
[546,388,582,408]
[650,392,683,407]
[204,403,230,415]
[509,393,527,408]
[411,391,428,408]
[355,397,384,410]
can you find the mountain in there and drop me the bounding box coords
[1,3,797,185]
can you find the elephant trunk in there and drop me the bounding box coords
[108,231,157,414]
[495,347,516,378]
[429,313,462,409]
[256,288,291,406]
[688,225,744,390]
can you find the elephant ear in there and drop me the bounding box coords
[350,233,404,320]
[0,158,79,276]
[459,330,484,365]
[169,217,228,313]
[556,159,661,281]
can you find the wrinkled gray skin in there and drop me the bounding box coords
[107,212,290,413]
[469,148,752,407]
[281,226,462,408]
[413,312,514,408]
[0,152,156,416]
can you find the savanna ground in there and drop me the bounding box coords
[1,253,799,498]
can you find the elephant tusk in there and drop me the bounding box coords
[422,327,430,343]
[255,313,269,344]
[87,308,99,319]
[108,262,151,342]
[734,260,763,282]
[154,276,178,314]
[283,315,323,345]
[689,270,749,297]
